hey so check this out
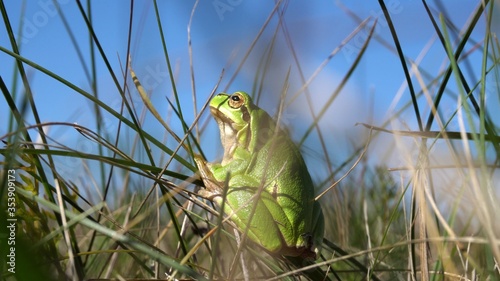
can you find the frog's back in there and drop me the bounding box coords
[250,123,317,231]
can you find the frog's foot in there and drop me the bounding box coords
[197,173,224,195]
[302,232,313,249]
[299,232,317,259]
[299,248,317,259]
[193,154,207,171]
[193,155,223,193]
[198,187,223,201]
[275,243,317,259]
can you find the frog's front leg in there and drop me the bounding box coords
[194,154,249,200]
[194,155,223,199]
[195,152,251,191]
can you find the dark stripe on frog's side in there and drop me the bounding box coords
[240,102,251,150]
[255,110,275,151]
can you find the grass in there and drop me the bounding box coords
[1,1,499,280]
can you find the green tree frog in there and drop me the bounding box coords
[195,91,324,259]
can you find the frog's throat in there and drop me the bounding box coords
[217,120,237,165]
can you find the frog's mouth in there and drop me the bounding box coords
[210,106,232,124]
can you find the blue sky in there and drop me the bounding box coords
[1,1,498,191]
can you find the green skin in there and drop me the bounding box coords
[195,91,324,259]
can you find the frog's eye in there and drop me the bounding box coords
[229,93,245,109]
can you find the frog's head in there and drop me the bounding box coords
[209,91,255,161]
[209,91,254,130]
